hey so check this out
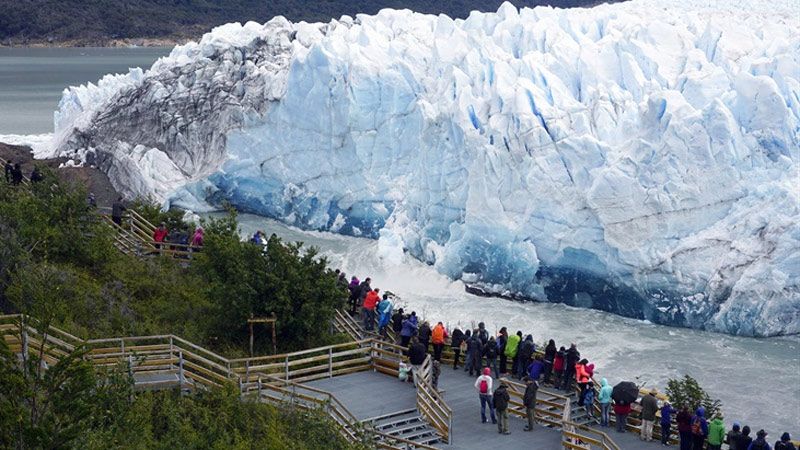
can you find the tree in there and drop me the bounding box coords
[665,374,723,419]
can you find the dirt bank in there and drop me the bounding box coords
[0,142,120,207]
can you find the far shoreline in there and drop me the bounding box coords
[0,36,195,49]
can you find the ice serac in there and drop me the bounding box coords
[50,0,800,336]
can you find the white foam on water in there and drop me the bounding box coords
[223,212,800,434]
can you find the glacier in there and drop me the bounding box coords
[47,0,800,336]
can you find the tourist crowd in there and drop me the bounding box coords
[341,271,796,450]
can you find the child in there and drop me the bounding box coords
[583,382,596,421]
[398,362,411,383]
[432,360,441,390]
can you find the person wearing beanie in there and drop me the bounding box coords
[748,429,771,450]
[738,426,754,450]
[775,432,796,450]
[474,367,496,425]
[726,423,742,450]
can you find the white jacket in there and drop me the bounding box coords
[474,375,493,394]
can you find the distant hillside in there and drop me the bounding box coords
[0,0,620,46]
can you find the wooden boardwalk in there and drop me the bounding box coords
[310,365,667,450]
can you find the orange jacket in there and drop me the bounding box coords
[363,291,379,310]
[575,363,590,383]
[431,324,448,344]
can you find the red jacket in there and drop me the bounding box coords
[613,403,632,415]
[363,291,379,310]
[153,228,168,242]
[553,354,564,372]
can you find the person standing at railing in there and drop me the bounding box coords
[400,311,418,347]
[391,307,404,343]
[523,376,539,431]
[474,367,497,425]
[450,326,465,369]
[661,401,677,445]
[614,401,632,433]
[576,358,591,405]
[505,330,521,377]
[562,344,580,392]
[111,197,127,225]
[362,288,380,331]
[553,346,566,387]
[497,327,508,374]
[677,405,694,450]
[707,415,726,450]
[774,432,796,450]
[691,407,709,450]
[11,163,23,186]
[431,322,447,362]
[483,336,499,378]
[191,227,204,247]
[542,339,557,384]
[640,390,659,442]
[153,222,169,250]
[599,378,613,427]
[515,335,535,379]
[347,276,360,315]
[467,330,483,377]
[583,381,596,423]
[418,321,432,352]
[377,294,394,338]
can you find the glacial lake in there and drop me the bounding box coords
[0,47,170,135]
[0,46,797,435]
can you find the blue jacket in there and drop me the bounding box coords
[400,316,418,337]
[598,378,613,404]
[528,360,545,380]
[660,404,676,425]
[584,387,595,407]
[693,407,709,437]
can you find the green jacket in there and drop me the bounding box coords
[707,418,725,445]
[505,334,521,358]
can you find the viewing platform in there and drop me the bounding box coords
[0,309,738,450]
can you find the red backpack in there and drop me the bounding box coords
[479,379,489,394]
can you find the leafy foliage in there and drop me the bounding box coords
[0,170,346,354]
[665,374,723,419]
[0,337,363,450]
[0,0,619,43]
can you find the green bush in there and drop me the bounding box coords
[665,374,723,419]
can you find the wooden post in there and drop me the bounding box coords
[328,347,333,378]
[249,321,254,357]
[178,351,185,387]
[284,355,289,381]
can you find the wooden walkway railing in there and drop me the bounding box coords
[0,314,443,449]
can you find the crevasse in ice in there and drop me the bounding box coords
[49,0,800,336]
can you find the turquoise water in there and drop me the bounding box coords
[0,47,170,134]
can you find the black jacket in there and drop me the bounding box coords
[391,312,404,332]
[418,324,431,343]
[357,281,371,300]
[482,341,498,359]
[523,381,539,408]
[477,327,489,345]
[408,343,427,365]
[565,347,580,372]
[467,335,482,355]
[450,328,465,348]
[111,201,126,218]
[544,343,557,363]
[493,385,510,411]
[517,340,535,366]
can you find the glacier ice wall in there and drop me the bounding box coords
[50,0,800,336]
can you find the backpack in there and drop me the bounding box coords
[479,378,489,394]
[691,418,704,436]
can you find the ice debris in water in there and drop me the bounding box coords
[49,0,800,336]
